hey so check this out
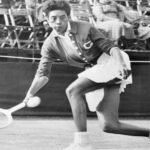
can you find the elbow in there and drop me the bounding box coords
[35,70,50,83]
[44,76,49,84]
[34,75,49,85]
[40,75,49,84]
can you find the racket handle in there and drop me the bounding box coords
[8,102,26,113]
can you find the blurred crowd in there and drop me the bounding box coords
[69,0,150,50]
[0,0,150,50]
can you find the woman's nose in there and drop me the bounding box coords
[56,18,62,24]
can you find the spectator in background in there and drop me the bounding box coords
[0,0,14,24]
[25,0,52,40]
[0,0,14,9]
[123,0,150,45]
[92,0,135,41]
[25,0,42,21]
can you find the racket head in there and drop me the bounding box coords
[0,108,13,128]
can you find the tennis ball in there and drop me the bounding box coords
[27,96,41,108]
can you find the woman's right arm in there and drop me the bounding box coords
[23,56,52,103]
[23,42,53,103]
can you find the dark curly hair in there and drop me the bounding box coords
[42,0,71,17]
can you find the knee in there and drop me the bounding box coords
[66,86,74,99]
[96,111,120,133]
[66,85,81,100]
[102,122,120,133]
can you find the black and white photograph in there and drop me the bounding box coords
[0,0,150,149]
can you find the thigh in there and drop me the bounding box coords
[68,77,105,94]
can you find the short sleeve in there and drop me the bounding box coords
[89,26,117,54]
[89,26,106,41]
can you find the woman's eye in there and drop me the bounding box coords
[60,16,66,20]
[50,17,56,22]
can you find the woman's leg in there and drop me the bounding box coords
[96,84,150,137]
[64,77,104,150]
[66,77,104,132]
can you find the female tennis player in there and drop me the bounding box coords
[23,0,150,150]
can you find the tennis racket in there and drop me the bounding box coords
[0,96,41,129]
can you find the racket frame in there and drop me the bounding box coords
[0,102,26,128]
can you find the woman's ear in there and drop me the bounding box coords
[68,15,72,20]
[43,12,47,18]
[43,12,50,21]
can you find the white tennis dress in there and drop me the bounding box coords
[78,51,132,112]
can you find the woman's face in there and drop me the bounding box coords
[47,10,69,34]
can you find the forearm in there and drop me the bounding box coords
[26,76,49,97]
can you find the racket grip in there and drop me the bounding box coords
[9,102,26,113]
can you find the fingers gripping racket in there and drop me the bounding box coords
[0,96,41,128]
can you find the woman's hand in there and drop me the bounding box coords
[22,76,49,104]
[120,63,129,79]
[23,94,33,104]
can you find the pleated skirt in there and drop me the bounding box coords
[78,51,132,112]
